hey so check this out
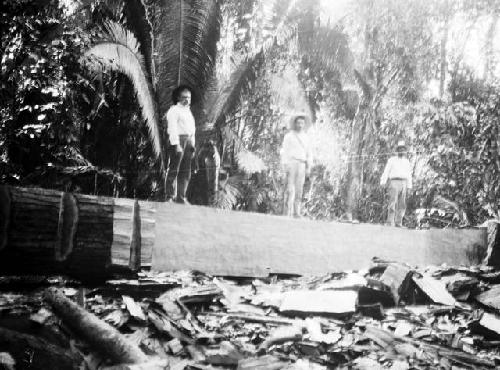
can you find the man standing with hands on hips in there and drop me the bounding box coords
[165,85,196,204]
[380,140,412,227]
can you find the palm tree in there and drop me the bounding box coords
[83,0,221,177]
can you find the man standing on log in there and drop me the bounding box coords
[380,140,412,227]
[165,85,196,204]
[280,114,313,218]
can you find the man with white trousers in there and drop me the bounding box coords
[380,140,413,227]
[281,114,313,217]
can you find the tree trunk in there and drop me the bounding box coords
[483,10,499,80]
[439,2,449,99]
[345,107,370,221]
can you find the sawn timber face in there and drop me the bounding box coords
[151,202,489,276]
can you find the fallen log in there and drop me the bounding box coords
[0,326,81,370]
[43,287,148,365]
[0,185,491,278]
[152,203,489,276]
[0,186,155,280]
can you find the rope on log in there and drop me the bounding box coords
[44,287,149,365]
[0,185,11,251]
[55,192,79,262]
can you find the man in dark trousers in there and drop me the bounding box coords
[165,85,196,204]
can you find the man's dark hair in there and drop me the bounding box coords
[172,85,193,104]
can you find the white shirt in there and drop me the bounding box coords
[165,104,196,146]
[280,131,313,167]
[380,156,413,189]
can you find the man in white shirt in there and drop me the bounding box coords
[380,140,413,227]
[280,114,313,217]
[165,85,196,204]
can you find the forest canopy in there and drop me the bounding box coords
[1,0,499,225]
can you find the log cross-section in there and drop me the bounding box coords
[0,185,11,251]
[55,192,79,262]
[110,198,156,269]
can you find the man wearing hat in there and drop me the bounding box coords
[165,85,196,204]
[380,140,412,227]
[280,113,313,217]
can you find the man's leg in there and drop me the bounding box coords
[165,145,183,201]
[293,162,306,217]
[386,180,398,226]
[395,182,407,227]
[176,137,195,203]
[285,163,297,216]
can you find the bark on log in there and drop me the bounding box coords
[0,326,81,370]
[44,287,148,365]
[0,187,113,280]
[0,186,155,280]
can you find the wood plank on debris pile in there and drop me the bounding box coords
[278,290,357,316]
[412,275,457,306]
[152,202,488,276]
[475,284,500,310]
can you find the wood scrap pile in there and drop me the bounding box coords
[2,262,500,369]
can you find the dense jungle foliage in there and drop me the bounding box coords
[1,0,499,226]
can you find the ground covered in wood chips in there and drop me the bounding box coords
[2,259,500,369]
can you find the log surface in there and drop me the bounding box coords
[152,203,488,276]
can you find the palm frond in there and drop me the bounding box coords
[205,52,264,128]
[205,0,297,128]
[223,126,267,174]
[83,21,163,165]
[150,0,221,119]
[123,0,154,78]
[215,178,242,210]
[301,26,354,79]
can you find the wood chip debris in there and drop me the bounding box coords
[1,263,500,369]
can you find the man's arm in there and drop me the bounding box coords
[280,134,291,166]
[166,107,179,146]
[306,137,313,172]
[380,158,392,186]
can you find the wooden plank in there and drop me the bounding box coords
[152,203,487,277]
[412,275,457,306]
[475,285,500,310]
[279,290,357,316]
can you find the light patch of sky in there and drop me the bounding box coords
[60,0,79,15]
[319,0,500,99]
